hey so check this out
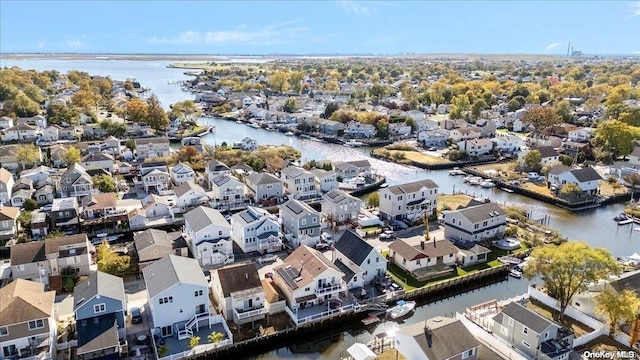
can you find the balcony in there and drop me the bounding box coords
[315,282,347,296]
[233,306,266,324]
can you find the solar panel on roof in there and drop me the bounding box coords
[286,201,304,215]
[239,211,257,223]
[277,266,300,290]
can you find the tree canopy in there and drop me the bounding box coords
[521,107,561,133]
[595,285,640,336]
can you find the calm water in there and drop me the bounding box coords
[4,58,638,359]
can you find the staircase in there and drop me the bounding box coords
[176,314,200,340]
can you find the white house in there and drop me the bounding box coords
[536,146,560,165]
[492,134,523,153]
[388,238,457,277]
[80,152,115,173]
[171,162,196,185]
[280,166,317,201]
[388,122,412,137]
[333,230,387,285]
[344,121,376,138]
[184,206,233,266]
[42,124,63,142]
[174,181,208,213]
[134,137,170,160]
[0,167,14,205]
[206,160,232,189]
[568,127,596,142]
[0,115,14,129]
[333,160,372,180]
[1,124,38,142]
[230,206,281,254]
[209,174,246,211]
[210,263,266,325]
[418,129,449,147]
[140,163,171,194]
[245,172,284,203]
[379,179,439,222]
[322,189,362,225]
[548,165,602,196]
[449,128,481,142]
[457,139,493,156]
[442,202,507,242]
[235,137,258,151]
[279,199,321,248]
[310,168,338,193]
[143,255,214,339]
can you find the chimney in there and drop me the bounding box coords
[245,273,248,280]
[433,237,436,246]
[420,241,425,250]
[424,326,433,348]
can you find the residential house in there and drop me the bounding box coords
[73,271,127,360]
[0,144,41,171]
[80,193,119,221]
[231,206,280,254]
[126,123,152,138]
[143,255,214,339]
[103,136,121,156]
[48,144,68,168]
[333,160,372,180]
[548,165,602,196]
[492,301,574,360]
[49,197,81,234]
[206,160,232,187]
[492,134,523,153]
[59,163,94,198]
[535,146,560,165]
[333,230,387,286]
[418,129,449,147]
[0,115,14,129]
[272,245,345,312]
[19,165,56,185]
[10,234,91,290]
[236,137,258,151]
[279,199,321,247]
[388,122,412,137]
[245,172,284,204]
[378,179,439,222]
[280,166,317,201]
[404,110,426,122]
[344,121,376,138]
[310,168,338,193]
[395,317,480,360]
[561,141,592,157]
[80,152,115,173]
[0,206,19,241]
[318,120,345,135]
[10,188,32,208]
[449,128,481,142]
[0,279,56,360]
[209,174,246,211]
[457,139,493,156]
[1,124,38,143]
[322,189,362,225]
[140,194,175,221]
[31,211,48,239]
[388,238,457,280]
[42,124,63,142]
[170,162,196,185]
[139,162,170,194]
[0,167,14,205]
[443,202,507,242]
[174,181,208,213]
[17,115,47,128]
[453,240,492,267]
[134,137,170,160]
[83,124,107,139]
[184,206,233,266]
[568,127,596,142]
[211,263,266,325]
[513,118,533,132]
[475,119,497,137]
[34,185,55,206]
[133,229,188,270]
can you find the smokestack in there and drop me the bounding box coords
[425,327,433,348]
[567,42,571,57]
[420,241,425,250]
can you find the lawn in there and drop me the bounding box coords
[521,182,553,196]
[438,193,474,210]
[377,349,406,360]
[600,181,629,197]
[390,150,450,165]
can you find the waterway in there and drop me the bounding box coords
[3,58,638,359]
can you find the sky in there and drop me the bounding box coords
[1,1,639,55]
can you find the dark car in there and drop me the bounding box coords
[130,307,142,324]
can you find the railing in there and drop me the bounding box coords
[315,282,346,296]
[176,328,193,341]
[257,238,282,252]
[234,306,266,322]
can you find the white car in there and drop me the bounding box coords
[257,254,278,265]
[379,230,396,241]
[321,232,333,244]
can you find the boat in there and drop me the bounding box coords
[463,175,474,183]
[250,122,261,129]
[285,131,294,136]
[480,180,495,188]
[613,213,629,222]
[501,187,514,193]
[361,316,380,325]
[387,300,416,319]
[197,126,213,136]
[493,238,522,251]
[344,140,365,147]
[468,177,482,185]
[448,167,465,176]
[618,218,634,225]
[509,266,523,279]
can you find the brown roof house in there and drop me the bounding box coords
[0,279,57,359]
[388,238,458,281]
[395,316,480,360]
[210,263,266,325]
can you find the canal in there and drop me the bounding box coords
[4,58,638,359]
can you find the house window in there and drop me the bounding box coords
[304,287,310,292]
[94,303,106,313]
[462,349,474,359]
[301,219,306,225]
[416,259,421,265]
[500,325,508,336]
[28,319,44,330]
[522,340,530,348]
[0,326,7,336]
[159,296,173,304]
[523,326,528,335]
[367,259,370,264]
[545,331,549,340]
[508,317,514,326]
[17,265,24,271]
[195,290,203,297]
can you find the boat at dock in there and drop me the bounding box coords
[285,131,295,136]
[386,300,416,319]
[509,266,523,279]
[448,167,465,176]
[361,315,380,325]
[500,187,514,193]
[468,177,482,185]
[344,140,365,147]
[480,180,495,188]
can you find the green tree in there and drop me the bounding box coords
[96,242,132,276]
[449,95,470,119]
[100,119,127,138]
[554,100,573,123]
[523,150,541,171]
[93,174,117,193]
[157,344,169,357]
[16,144,40,170]
[17,210,32,233]
[596,286,640,337]
[288,71,305,93]
[169,100,201,122]
[507,98,522,112]
[125,139,136,151]
[559,183,582,197]
[323,102,339,119]
[430,81,446,105]
[522,107,561,133]
[376,118,389,139]
[145,94,169,131]
[61,266,78,293]
[23,199,38,211]
[269,70,289,93]
[367,192,380,208]
[369,83,386,105]
[471,99,487,119]
[208,332,224,344]
[283,98,297,113]
[12,93,40,117]
[524,242,619,320]
[63,146,81,166]
[188,335,201,349]
[593,120,635,159]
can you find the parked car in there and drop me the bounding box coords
[257,254,278,265]
[321,232,333,244]
[315,242,330,251]
[379,230,396,241]
[130,307,142,324]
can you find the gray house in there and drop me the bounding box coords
[279,199,320,247]
[395,316,480,360]
[59,163,94,198]
[134,229,188,271]
[245,172,284,204]
[492,302,574,360]
[73,271,127,359]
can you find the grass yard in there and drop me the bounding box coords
[471,162,518,176]
[521,182,553,196]
[574,335,633,355]
[438,193,474,210]
[600,181,629,196]
[377,349,406,360]
[391,150,450,165]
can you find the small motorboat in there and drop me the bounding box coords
[361,316,380,325]
[509,267,523,279]
[463,175,473,183]
[468,177,482,186]
[387,300,416,319]
[480,180,495,188]
[344,140,365,147]
[448,168,465,176]
[285,131,294,136]
[618,215,634,225]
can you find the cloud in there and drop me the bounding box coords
[338,0,370,15]
[66,39,86,49]
[543,42,564,54]
[629,1,640,18]
[148,20,307,46]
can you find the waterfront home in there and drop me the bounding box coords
[80,192,118,220]
[235,137,258,151]
[378,179,439,222]
[418,129,449,147]
[10,234,91,290]
[59,163,94,198]
[174,181,208,213]
[134,137,170,160]
[139,162,171,194]
[209,174,246,211]
[322,189,362,225]
[453,240,491,267]
[344,121,376,138]
[0,167,14,205]
[279,199,321,248]
[73,271,127,359]
[139,194,175,223]
[547,165,602,196]
[211,263,266,325]
[184,206,233,267]
[206,160,232,186]
[80,152,115,173]
[492,134,523,153]
[449,127,481,142]
[415,118,439,132]
[333,230,387,284]
[17,115,47,128]
[457,138,493,156]
[0,115,14,129]
[571,270,640,320]
[171,162,196,185]
[310,168,339,193]
[134,229,188,271]
[273,245,346,312]
[318,119,345,135]
[443,202,507,242]
[245,172,284,204]
[280,166,317,201]
[49,197,81,234]
[534,146,560,165]
[395,316,480,360]
[492,301,574,360]
[0,206,19,241]
[230,206,280,254]
[388,122,412,137]
[0,279,56,359]
[333,160,372,180]
[388,238,457,281]
[262,279,287,315]
[1,123,39,143]
[143,255,213,339]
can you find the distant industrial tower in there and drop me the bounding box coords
[567,41,571,57]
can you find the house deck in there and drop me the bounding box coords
[159,322,228,358]
[411,263,455,282]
